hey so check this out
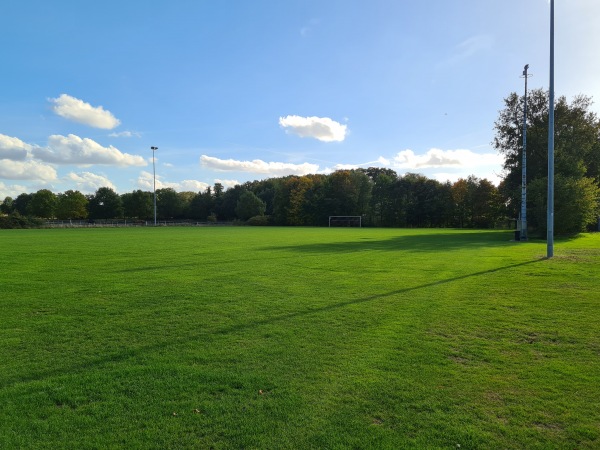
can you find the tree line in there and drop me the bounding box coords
[0,171,504,229]
[2,89,599,233]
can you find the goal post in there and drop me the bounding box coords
[328,216,362,227]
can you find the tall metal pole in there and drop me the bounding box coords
[520,64,530,241]
[547,0,554,257]
[151,146,158,226]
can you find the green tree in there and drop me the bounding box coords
[235,190,266,221]
[451,178,471,228]
[178,191,196,219]
[325,170,372,218]
[122,190,153,220]
[469,177,503,228]
[28,189,57,218]
[528,175,600,235]
[217,185,244,220]
[493,89,600,233]
[251,179,277,216]
[56,190,88,220]
[88,187,123,220]
[364,168,398,227]
[156,188,182,219]
[189,187,214,220]
[13,193,33,216]
[0,197,14,215]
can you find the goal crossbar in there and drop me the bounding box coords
[328,216,362,227]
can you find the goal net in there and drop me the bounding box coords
[328,216,362,227]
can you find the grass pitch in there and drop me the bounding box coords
[1,227,599,449]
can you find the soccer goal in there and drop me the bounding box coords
[328,216,362,227]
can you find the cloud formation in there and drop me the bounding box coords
[33,134,146,167]
[0,134,31,160]
[201,155,319,176]
[64,172,117,193]
[0,159,57,181]
[136,171,209,192]
[178,179,211,192]
[214,179,240,189]
[108,131,141,138]
[0,181,28,199]
[391,148,502,169]
[50,94,121,129]
[279,115,347,142]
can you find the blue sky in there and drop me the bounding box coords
[1,0,598,198]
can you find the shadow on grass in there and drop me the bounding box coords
[261,230,515,254]
[3,256,543,390]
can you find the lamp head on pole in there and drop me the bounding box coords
[151,146,158,151]
[523,64,529,76]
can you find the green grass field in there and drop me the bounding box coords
[1,227,599,449]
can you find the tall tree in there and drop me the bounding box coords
[189,187,214,220]
[217,185,244,220]
[0,197,14,215]
[235,190,266,221]
[156,188,182,219]
[325,170,372,218]
[122,190,153,220]
[28,189,57,218]
[56,190,88,220]
[178,191,196,219]
[364,168,398,227]
[493,89,600,234]
[88,187,123,220]
[13,193,32,216]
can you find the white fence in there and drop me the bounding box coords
[44,220,232,228]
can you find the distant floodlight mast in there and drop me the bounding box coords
[520,64,531,241]
[151,146,158,226]
[547,0,555,257]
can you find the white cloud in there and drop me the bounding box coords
[178,179,210,192]
[0,159,57,181]
[0,181,29,199]
[33,134,147,167]
[50,94,121,129]
[200,155,319,176]
[108,130,141,138]
[384,148,503,186]
[136,171,157,190]
[64,172,117,193]
[214,179,240,189]
[320,164,359,175]
[279,115,347,142]
[391,148,502,170]
[0,134,32,160]
[135,171,209,192]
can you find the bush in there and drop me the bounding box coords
[247,215,271,226]
[0,213,44,229]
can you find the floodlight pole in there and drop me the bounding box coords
[151,146,158,226]
[520,64,531,241]
[547,0,555,257]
